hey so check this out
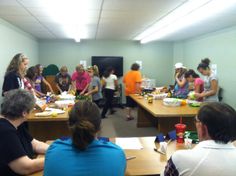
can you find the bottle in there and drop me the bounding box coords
[167,88,172,98]
[46,92,51,103]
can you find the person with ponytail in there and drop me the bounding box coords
[196,58,219,102]
[44,101,126,176]
[85,65,103,106]
[185,69,204,101]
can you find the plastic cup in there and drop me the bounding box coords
[175,123,186,143]
[184,138,192,149]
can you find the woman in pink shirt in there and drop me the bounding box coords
[71,64,91,96]
[185,69,204,101]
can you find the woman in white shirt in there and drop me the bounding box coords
[101,67,118,118]
[195,58,219,102]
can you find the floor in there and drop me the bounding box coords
[98,107,158,138]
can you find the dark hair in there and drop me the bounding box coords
[197,58,211,70]
[197,102,236,143]
[68,101,101,150]
[103,67,114,78]
[1,89,35,120]
[175,67,187,79]
[184,69,200,79]
[35,64,43,76]
[131,63,140,71]
[26,66,37,80]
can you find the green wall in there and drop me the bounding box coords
[173,26,236,108]
[39,39,173,86]
[1,15,235,108]
[0,18,39,103]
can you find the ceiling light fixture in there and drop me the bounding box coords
[135,0,236,44]
[41,0,93,42]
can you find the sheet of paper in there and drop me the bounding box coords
[115,137,143,150]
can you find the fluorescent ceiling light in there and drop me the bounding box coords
[135,0,236,44]
[40,0,93,42]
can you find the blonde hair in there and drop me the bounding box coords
[60,66,68,72]
[6,53,28,77]
[93,65,99,77]
[76,64,84,72]
[87,65,99,77]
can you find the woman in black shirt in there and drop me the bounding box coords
[2,53,29,96]
[0,89,49,176]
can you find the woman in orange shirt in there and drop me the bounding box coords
[123,63,142,121]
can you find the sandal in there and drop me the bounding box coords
[126,116,134,121]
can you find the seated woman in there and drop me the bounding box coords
[195,58,219,102]
[44,101,126,176]
[34,64,54,96]
[173,63,189,99]
[184,69,204,101]
[0,89,49,176]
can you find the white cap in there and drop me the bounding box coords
[175,62,186,69]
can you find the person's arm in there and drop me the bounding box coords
[55,83,62,94]
[101,78,106,88]
[71,80,76,91]
[195,79,218,98]
[175,73,187,88]
[80,83,90,95]
[114,76,118,90]
[135,82,142,94]
[31,139,49,154]
[42,78,54,93]
[194,84,201,93]
[34,88,46,97]
[135,72,142,94]
[67,76,72,92]
[85,86,98,96]
[161,157,179,176]
[9,156,44,175]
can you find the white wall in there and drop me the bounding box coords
[39,39,174,87]
[173,26,236,108]
[0,18,39,103]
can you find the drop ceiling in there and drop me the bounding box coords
[0,0,236,42]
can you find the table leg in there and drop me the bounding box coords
[137,105,158,127]
[158,116,196,134]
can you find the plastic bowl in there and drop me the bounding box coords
[163,98,181,107]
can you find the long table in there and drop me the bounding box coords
[29,137,195,176]
[130,94,199,134]
[27,109,70,141]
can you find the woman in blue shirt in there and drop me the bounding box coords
[44,101,126,176]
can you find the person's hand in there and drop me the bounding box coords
[84,93,89,96]
[194,93,202,98]
[80,91,85,95]
[175,72,179,79]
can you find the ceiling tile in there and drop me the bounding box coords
[1,15,38,23]
[0,6,30,15]
[0,0,235,41]
[0,0,20,6]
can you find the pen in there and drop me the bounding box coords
[126,156,136,160]
[154,148,166,155]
